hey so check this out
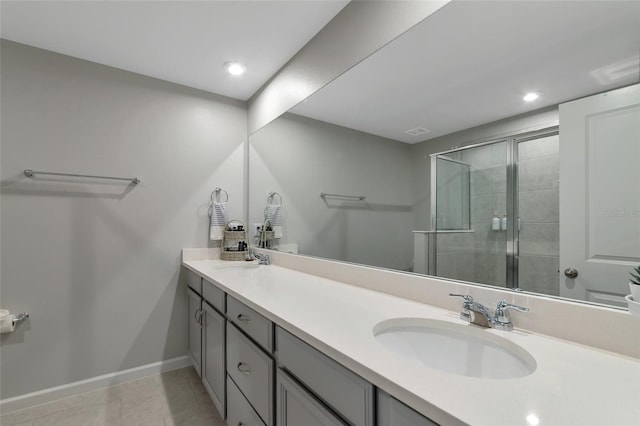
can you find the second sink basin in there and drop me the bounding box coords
[373,318,536,379]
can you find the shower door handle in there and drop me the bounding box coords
[564,268,578,279]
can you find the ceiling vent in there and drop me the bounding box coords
[404,127,431,136]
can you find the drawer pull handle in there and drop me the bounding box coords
[237,314,251,324]
[237,362,251,375]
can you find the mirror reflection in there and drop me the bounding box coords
[249,1,640,308]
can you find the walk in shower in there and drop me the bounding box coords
[431,127,560,295]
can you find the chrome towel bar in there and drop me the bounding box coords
[24,169,140,184]
[320,192,365,201]
[12,312,29,326]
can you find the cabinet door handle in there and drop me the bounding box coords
[195,308,204,328]
[237,362,251,375]
[194,308,201,322]
[237,314,251,324]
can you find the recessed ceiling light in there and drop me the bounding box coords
[224,61,246,76]
[526,414,540,425]
[523,92,540,102]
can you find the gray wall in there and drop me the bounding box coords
[249,113,414,271]
[0,40,247,399]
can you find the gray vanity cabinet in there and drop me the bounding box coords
[202,301,225,417]
[226,320,274,426]
[227,295,274,352]
[276,327,374,426]
[377,391,439,426]
[187,287,202,376]
[185,267,440,426]
[276,369,347,426]
[186,270,227,418]
[227,375,267,426]
[186,268,203,294]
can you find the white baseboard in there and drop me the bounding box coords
[0,355,192,414]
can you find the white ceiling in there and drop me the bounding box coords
[0,0,348,101]
[290,1,640,143]
[2,1,638,141]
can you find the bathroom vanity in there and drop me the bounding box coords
[182,249,640,426]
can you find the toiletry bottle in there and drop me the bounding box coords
[501,212,508,231]
[491,212,500,231]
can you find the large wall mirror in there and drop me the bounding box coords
[249,1,640,309]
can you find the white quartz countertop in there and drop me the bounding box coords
[183,259,640,426]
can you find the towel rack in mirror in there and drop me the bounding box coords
[320,192,366,201]
[24,169,140,185]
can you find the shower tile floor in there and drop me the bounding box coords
[0,367,224,426]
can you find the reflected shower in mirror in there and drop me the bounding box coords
[248,1,640,308]
[434,156,470,231]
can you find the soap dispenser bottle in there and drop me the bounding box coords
[501,212,508,231]
[491,212,500,231]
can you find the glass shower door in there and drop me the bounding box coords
[434,141,508,286]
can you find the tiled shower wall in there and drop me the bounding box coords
[517,135,560,295]
[434,231,476,282]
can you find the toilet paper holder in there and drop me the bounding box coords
[12,312,29,326]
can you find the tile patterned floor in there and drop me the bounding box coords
[0,367,225,426]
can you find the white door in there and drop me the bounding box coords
[559,84,640,306]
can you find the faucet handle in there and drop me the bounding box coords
[449,294,473,322]
[496,300,529,313]
[494,300,529,331]
[449,293,473,303]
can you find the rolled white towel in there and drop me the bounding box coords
[0,309,16,334]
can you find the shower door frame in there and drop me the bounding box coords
[430,124,559,290]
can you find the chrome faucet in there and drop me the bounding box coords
[449,294,528,330]
[258,219,272,249]
[469,300,495,328]
[253,252,271,265]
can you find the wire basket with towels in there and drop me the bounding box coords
[221,220,249,261]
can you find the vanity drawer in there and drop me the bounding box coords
[202,278,225,313]
[227,322,274,426]
[227,374,266,426]
[277,368,347,426]
[227,296,273,352]
[185,268,202,295]
[276,327,374,426]
[377,390,438,426]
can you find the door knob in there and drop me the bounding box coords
[564,268,578,278]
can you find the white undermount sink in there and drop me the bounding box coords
[373,318,536,379]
